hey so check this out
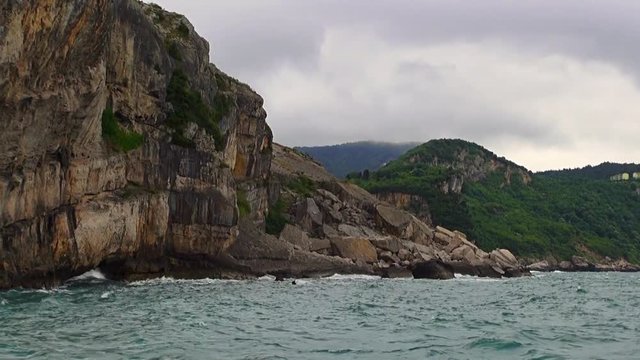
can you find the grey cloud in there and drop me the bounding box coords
[150,1,640,170]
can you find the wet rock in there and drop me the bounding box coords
[571,256,595,271]
[380,267,414,279]
[412,260,455,280]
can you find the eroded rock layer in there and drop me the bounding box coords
[0,0,271,288]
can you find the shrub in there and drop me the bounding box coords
[287,176,316,197]
[101,108,144,152]
[237,190,251,218]
[176,22,190,38]
[166,70,226,150]
[265,199,289,235]
[166,40,182,61]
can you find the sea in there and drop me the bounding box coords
[1,271,638,360]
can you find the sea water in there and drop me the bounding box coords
[1,272,639,359]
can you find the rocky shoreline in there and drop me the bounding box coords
[526,256,640,273]
[0,1,636,289]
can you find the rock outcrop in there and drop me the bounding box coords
[526,256,640,272]
[0,0,271,288]
[0,1,533,289]
[264,144,531,279]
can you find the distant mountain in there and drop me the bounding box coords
[350,139,640,263]
[539,162,640,180]
[296,141,419,178]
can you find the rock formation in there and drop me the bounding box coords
[0,0,271,288]
[0,1,529,289]
[261,144,529,279]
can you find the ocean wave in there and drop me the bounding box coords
[323,274,381,281]
[127,277,238,287]
[453,274,503,282]
[68,269,107,282]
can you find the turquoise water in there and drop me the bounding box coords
[1,272,639,359]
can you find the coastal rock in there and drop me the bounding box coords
[330,237,378,264]
[369,237,402,253]
[412,260,455,280]
[380,266,414,279]
[0,0,272,288]
[296,198,323,233]
[489,249,520,269]
[230,220,370,277]
[279,224,312,252]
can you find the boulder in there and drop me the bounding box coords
[558,261,574,271]
[447,261,504,278]
[503,267,531,278]
[527,260,552,272]
[229,220,372,278]
[489,249,519,269]
[436,226,456,238]
[321,224,339,238]
[338,224,365,237]
[398,248,412,261]
[369,238,401,253]
[279,224,312,251]
[451,245,478,264]
[296,198,323,232]
[380,267,414,279]
[434,232,452,246]
[412,260,455,280]
[379,251,401,264]
[330,237,378,264]
[376,204,412,231]
[309,238,331,252]
[571,256,595,271]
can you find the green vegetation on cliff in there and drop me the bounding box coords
[166,70,226,150]
[351,139,640,262]
[101,108,144,152]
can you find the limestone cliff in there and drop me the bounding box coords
[0,0,271,288]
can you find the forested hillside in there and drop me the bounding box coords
[350,139,640,263]
[296,141,418,178]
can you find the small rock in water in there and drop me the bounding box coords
[291,280,297,285]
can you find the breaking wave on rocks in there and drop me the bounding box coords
[1,272,639,359]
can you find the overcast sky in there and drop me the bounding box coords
[151,1,640,171]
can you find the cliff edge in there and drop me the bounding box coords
[0,0,271,288]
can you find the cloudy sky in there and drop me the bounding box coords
[152,0,640,171]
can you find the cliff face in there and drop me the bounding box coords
[0,0,271,288]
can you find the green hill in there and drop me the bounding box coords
[296,141,418,178]
[539,162,640,180]
[350,139,640,263]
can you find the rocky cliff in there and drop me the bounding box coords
[0,2,530,289]
[232,144,528,279]
[0,0,271,288]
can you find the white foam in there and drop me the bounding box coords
[258,275,276,281]
[127,277,237,287]
[0,299,7,306]
[69,269,107,282]
[323,274,382,281]
[100,291,112,299]
[453,274,502,282]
